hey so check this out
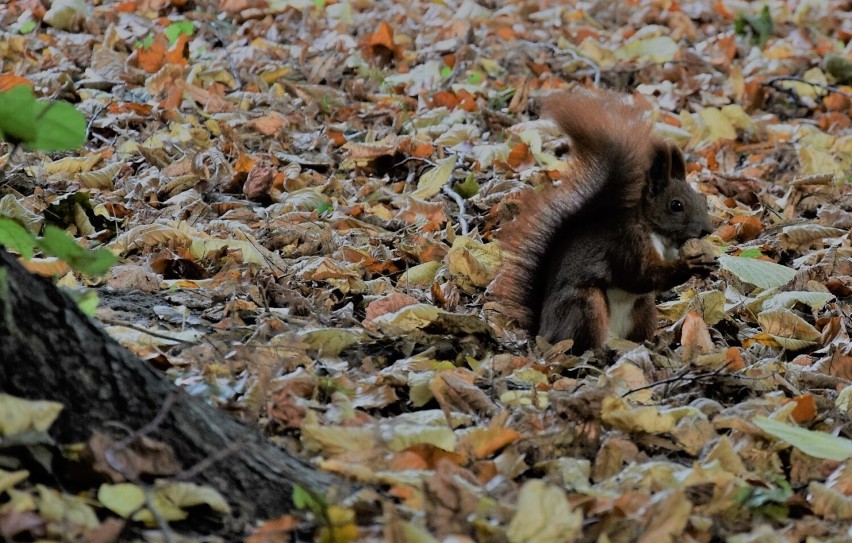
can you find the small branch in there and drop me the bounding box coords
[85,102,110,143]
[622,360,734,398]
[763,75,852,100]
[442,184,469,236]
[99,319,201,345]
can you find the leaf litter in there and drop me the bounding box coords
[0,0,851,541]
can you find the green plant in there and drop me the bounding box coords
[0,85,116,279]
[0,86,86,152]
[734,5,774,47]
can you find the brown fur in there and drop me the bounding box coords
[492,89,714,351]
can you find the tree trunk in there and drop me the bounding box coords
[0,249,351,522]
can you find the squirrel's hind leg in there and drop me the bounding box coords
[538,287,608,353]
[626,294,657,343]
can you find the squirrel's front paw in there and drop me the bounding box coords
[683,253,717,277]
[680,238,717,277]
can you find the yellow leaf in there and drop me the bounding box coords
[446,236,500,288]
[320,505,358,543]
[507,480,582,543]
[411,157,455,199]
[459,427,520,459]
[616,36,678,63]
[301,412,377,455]
[398,261,442,287]
[602,396,703,434]
[697,108,737,143]
[0,469,30,493]
[40,154,102,175]
[0,394,63,435]
[98,483,146,518]
[38,484,99,529]
[157,481,231,515]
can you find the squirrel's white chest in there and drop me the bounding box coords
[651,233,679,260]
[606,288,641,339]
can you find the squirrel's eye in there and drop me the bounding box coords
[670,199,684,212]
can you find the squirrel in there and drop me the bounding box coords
[492,88,715,352]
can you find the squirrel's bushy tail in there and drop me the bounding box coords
[491,88,657,333]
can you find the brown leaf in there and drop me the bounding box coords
[364,292,418,323]
[681,310,714,361]
[89,431,181,482]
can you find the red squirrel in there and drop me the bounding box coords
[493,89,715,352]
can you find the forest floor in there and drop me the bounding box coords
[1,0,851,541]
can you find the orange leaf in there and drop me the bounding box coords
[460,427,521,459]
[234,153,256,174]
[729,215,763,242]
[108,102,153,116]
[115,1,139,12]
[681,310,713,360]
[723,347,745,371]
[0,73,33,92]
[713,0,734,19]
[137,34,168,73]
[431,90,460,109]
[507,142,531,169]
[400,443,464,468]
[249,113,288,136]
[247,515,299,543]
[326,128,347,147]
[388,450,429,471]
[456,89,477,112]
[496,26,516,41]
[399,137,435,159]
[164,33,189,66]
[791,393,817,423]
[367,21,394,50]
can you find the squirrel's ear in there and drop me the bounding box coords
[668,142,686,181]
[647,141,686,196]
[647,142,672,196]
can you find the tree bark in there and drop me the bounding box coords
[0,249,351,522]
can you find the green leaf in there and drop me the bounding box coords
[165,21,195,45]
[0,87,85,151]
[454,173,480,198]
[18,20,37,34]
[752,416,852,461]
[65,288,100,317]
[292,484,324,513]
[135,34,154,50]
[718,255,796,290]
[0,217,38,259]
[37,226,116,276]
[32,101,86,151]
[737,248,763,259]
[825,55,852,85]
[0,86,39,144]
[734,5,774,47]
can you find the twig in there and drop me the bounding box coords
[85,101,110,144]
[177,440,243,480]
[518,40,601,87]
[764,75,852,100]
[621,360,734,398]
[104,394,178,543]
[100,319,201,345]
[442,184,469,236]
[791,172,835,186]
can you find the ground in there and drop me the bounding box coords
[0,0,851,541]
